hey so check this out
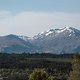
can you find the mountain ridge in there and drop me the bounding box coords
[0,27,80,53]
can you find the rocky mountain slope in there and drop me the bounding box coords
[0,27,80,53]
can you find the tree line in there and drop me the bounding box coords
[0,53,79,80]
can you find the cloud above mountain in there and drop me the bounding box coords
[0,11,80,37]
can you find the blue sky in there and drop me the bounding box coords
[0,0,80,13]
[0,0,80,37]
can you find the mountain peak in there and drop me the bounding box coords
[34,27,77,39]
[6,34,19,38]
[54,27,74,33]
[45,27,75,36]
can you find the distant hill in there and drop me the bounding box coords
[0,27,80,53]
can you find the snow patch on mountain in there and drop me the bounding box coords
[55,27,74,33]
[45,31,53,36]
[36,27,75,38]
[69,33,72,36]
[19,36,31,41]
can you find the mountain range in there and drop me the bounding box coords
[0,27,80,54]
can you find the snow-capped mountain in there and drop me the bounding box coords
[0,27,80,53]
[32,27,80,53]
[33,27,76,39]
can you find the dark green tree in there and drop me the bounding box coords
[68,54,80,80]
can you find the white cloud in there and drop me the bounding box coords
[0,11,11,18]
[0,11,80,37]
